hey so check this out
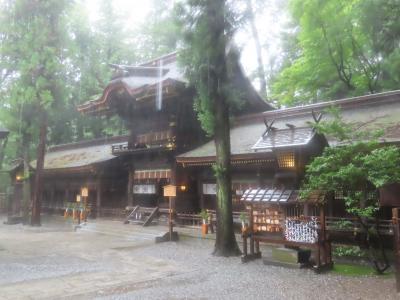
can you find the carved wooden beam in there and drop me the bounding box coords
[262,118,276,137]
[311,109,324,124]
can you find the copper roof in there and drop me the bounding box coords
[252,127,315,151]
[177,90,400,163]
[241,188,325,204]
[77,52,274,115]
[241,188,298,203]
[31,136,129,172]
[77,54,185,114]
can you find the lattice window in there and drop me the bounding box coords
[277,151,295,168]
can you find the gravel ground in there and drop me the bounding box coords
[97,237,398,300]
[0,215,397,300]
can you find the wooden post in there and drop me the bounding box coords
[50,186,55,208]
[169,196,173,240]
[127,169,134,207]
[303,203,309,217]
[243,235,248,257]
[320,206,327,265]
[393,207,400,293]
[96,178,102,218]
[249,204,254,255]
[65,188,70,204]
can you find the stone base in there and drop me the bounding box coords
[263,258,309,269]
[313,262,334,274]
[241,252,262,263]
[155,231,179,243]
[263,247,312,269]
[3,216,24,225]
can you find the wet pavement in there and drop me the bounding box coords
[0,215,398,300]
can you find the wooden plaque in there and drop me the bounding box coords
[163,185,176,197]
[81,187,89,197]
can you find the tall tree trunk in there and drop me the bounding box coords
[31,114,47,226]
[208,0,240,256]
[213,92,240,256]
[22,134,31,223]
[247,0,267,96]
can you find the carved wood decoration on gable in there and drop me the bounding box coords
[262,118,276,137]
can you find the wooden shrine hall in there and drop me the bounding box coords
[9,50,400,225]
[75,52,271,215]
[176,90,400,219]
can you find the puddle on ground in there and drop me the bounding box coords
[111,241,154,251]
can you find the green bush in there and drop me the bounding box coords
[333,245,367,258]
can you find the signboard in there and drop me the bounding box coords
[284,217,318,244]
[81,187,89,197]
[133,184,156,194]
[163,185,176,197]
[202,183,217,195]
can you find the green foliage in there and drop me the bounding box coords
[331,220,353,231]
[0,0,71,164]
[176,0,244,136]
[333,245,367,258]
[0,0,173,171]
[239,211,247,223]
[133,0,180,61]
[301,109,400,219]
[199,209,210,221]
[332,263,377,276]
[272,0,400,106]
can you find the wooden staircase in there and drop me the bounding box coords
[124,206,159,227]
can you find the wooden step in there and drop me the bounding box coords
[124,206,159,226]
[143,207,159,227]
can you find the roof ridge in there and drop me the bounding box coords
[237,89,400,124]
[139,52,177,67]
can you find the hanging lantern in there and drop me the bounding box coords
[81,187,88,197]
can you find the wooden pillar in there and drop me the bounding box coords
[303,203,309,217]
[320,205,328,265]
[200,180,205,210]
[243,235,248,257]
[393,208,400,293]
[50,186,55,206]
[127,170,134,207]
[65,188,70,206]
[249,204,254,255]
[96,178,102,218]
[171,162,177,212]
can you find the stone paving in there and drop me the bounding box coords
[0,215,398,300]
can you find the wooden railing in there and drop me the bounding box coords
[98,208,126,218]
[175,210,248,228]
[111,130,174,155]
[325,216,393,235]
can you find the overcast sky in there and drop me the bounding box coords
[85,0,288,91]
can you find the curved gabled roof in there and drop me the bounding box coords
[77,53,186,114]
[177,90,400,164]
[77,51,274,115]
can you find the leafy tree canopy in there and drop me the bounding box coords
[272,0,400,106]
[301,108,400,218]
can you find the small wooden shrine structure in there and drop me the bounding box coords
[240,188,333,271]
